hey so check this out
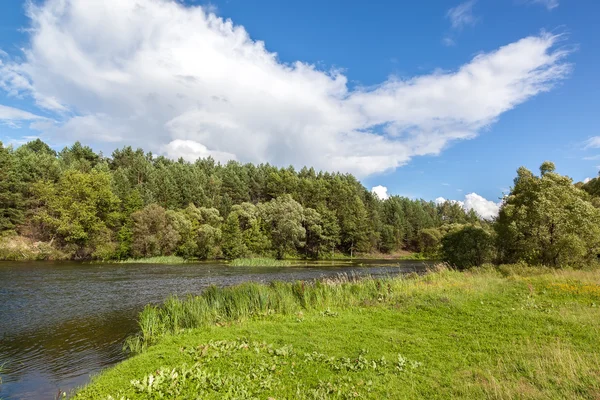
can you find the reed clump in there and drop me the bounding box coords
[228,257,293,267]
[117,256,187,264]
[124,265,448,353]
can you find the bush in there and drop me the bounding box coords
[441,226,494,269]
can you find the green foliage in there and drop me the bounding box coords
[228,257,292,267]
[259,194,306,259]
[417,227,443,258]
[0,142,24,232]
[131,204,179,258]
[496,163,600,266]
[2,139,489,261]
[221,213,247,259]
[441,226,494,269]
[33,169,120,258]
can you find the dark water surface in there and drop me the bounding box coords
[0,260,429,399]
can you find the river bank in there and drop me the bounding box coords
[0,259,426,399]
[72,265,600,399]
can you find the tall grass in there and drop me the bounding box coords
[124,266,449,353]
[117,256,187,264]
[0,363,5,391]
[228,257,292,267]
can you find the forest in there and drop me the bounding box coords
[1,139,600,267]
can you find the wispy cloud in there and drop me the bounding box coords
[442,37,456,47]
[583,137,600,150]
[446,0,479,30]
[0,104,45,128]
[583,154,600,161]
[524,0,559,11]
[0,0,572,177]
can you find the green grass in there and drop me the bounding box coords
[116,256,188,264]
[228,257,293,267]
[74,265,600,399]
[398,252,432,260]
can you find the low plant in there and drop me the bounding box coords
[228,257,292,267]
[116,256,187,264]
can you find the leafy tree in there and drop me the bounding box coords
[441,226,494,269]
[221,213,247,259]
[418,228,443,258]
[131,204,179,257]
[33,169,120,258]
[316,206,340,258]
[259,195,306,259]
[495,163,600,266]
[230,202,271,254]
[303,208,324,259]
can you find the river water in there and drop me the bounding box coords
[0,259,429,399]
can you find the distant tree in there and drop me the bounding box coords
[0,142,24,232]
[131,204,179,257]
[33,169,120,258]
[221,213,247,259]
[303,208,324,259]
[229,202,271,255]
[441,226,494,269]
[418,228,443,258]
[317,206,341,258]
[259,195,306,259]
[58,141,101,172]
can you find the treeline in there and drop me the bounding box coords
[0,140,482,261]
[2,140,598,267]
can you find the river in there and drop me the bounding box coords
[0,259,429,399]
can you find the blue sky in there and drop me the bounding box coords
[1,0,599,215]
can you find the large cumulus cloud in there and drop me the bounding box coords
[0,0,570,176]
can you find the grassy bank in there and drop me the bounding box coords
[75,265,600,399]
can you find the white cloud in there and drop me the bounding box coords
[525,0,559,10]
[371,185,390,200]
[435,197,464,207]
[435,192,500,220]
[584,137,600,150]
[583,154,600,161]
[446,1,478,30]
[0,0,571,177]
[163,139,236,164]
[583,177,591,184]
[0,104,44,126]
[463,193,500,219]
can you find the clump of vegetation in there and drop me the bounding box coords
[117,256,187,264]
[75,266,600,399]
[0,235,69,261]
[228,257,292,267]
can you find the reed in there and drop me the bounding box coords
[228,257,292,267]
[123,267,441,353]
[117,256,187,264]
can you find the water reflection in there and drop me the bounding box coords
[0,260,427,399]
